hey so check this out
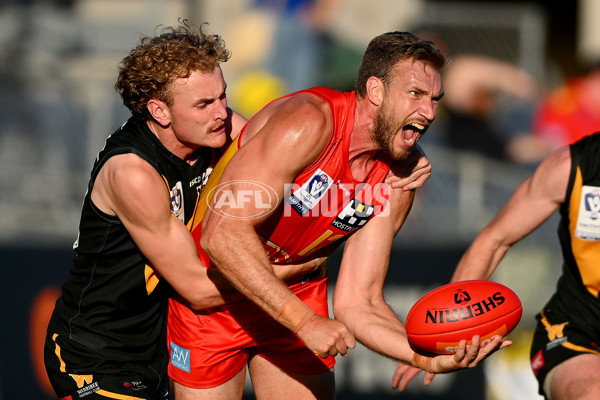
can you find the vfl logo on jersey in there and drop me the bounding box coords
[170,342,191,372]
[288,169,333,216]
[170,181,184,223]
[575,185,600,240]
[331,199,374,232]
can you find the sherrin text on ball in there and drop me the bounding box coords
[405,280,522,355]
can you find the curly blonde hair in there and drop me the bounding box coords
[115,20,230,118]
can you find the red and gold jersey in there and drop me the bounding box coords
[190,87,391,265]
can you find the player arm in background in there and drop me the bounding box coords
[201,93,356,358]
[390,143,572,391]
[332,182,508,375]
[91,153,319,310]
[451,144,570,282]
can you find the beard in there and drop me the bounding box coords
[370,103,413,161]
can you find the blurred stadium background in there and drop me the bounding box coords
[1,0,597,399]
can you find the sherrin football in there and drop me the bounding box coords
[405,280,522,355]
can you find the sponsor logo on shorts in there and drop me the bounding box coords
[75,381,99,397]
[171,342,191,373]
[207,180,279,220]
[123,381,147,391]
[531,349,544,376]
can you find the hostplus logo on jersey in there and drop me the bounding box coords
[331,199,375,232]
[288,169,334,216]
[170,342,191,372]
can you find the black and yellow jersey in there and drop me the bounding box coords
[555,131,600,321]
[47,117,213,366]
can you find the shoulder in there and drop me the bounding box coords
[101,153,164,191]
[227,108,248,141]
[92,153,166,216]
[242,91,332,147]
[529,145,571,204]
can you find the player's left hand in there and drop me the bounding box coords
[391,364,435,392]
[385,144,431,191]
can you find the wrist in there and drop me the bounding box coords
[411,352,435,374]
[275,293,315,333]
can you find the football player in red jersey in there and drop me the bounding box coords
[168,31,509,400]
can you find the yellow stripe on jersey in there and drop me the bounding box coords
[52,333,67,373]
[189,136,241,232]
[568,167,600,297]
[562,341,600,355]
[144,264,160,295]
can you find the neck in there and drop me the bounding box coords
[146,120,197,165]
[348,96,379,180]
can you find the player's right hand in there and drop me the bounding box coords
[296,314,356,358]
[412,335,510,374]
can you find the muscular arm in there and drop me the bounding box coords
[389,147,571,390]
[91,153,318,310]
[201,94,355,356]
[452,145,570,282]
[333,180,508,374]
[333,186,416,361]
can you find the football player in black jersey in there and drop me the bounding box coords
[44,20,434,400]
[394,132,600,399]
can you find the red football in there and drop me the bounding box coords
[405,280,522,355]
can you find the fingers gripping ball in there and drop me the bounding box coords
[405,280,522,355]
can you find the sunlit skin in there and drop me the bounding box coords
[147,66,229,163]
[371,61,443,161]
[197,57,508,400]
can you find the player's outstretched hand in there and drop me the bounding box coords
[386,144,431,191]
[392,364,435,392]
[296,314,356,359]
[412,335,511,374]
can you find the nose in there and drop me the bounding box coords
[214,97,228,121]
[419,100,437,122]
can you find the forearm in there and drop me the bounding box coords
[201,222,315,330]
[335,300,414,363]
[452,231,508,282]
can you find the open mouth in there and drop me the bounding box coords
[401,122,427,146]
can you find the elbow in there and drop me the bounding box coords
[185,295,215,311]
[332,299,350,323]
[200,224,225,263]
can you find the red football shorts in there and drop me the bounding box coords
[167,273,335,388]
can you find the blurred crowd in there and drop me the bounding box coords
[1,0,600,243]
[222,0,600,169]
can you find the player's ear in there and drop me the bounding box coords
[147,99,171,127]
[366,76,384,106]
